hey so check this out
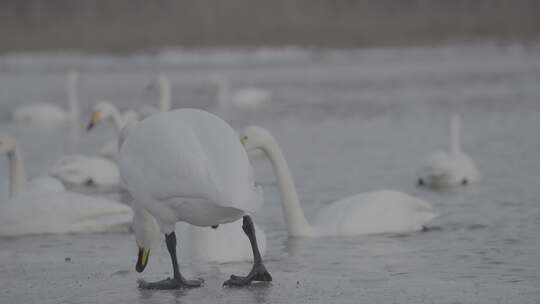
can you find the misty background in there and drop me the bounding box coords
[1,0,539,53]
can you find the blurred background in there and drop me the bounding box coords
[1,0,539,53]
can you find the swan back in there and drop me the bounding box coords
[312,190,436,236]
[50,155,119,186]
[119,109,262,216]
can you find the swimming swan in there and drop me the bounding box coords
[240,126,436,238]
[119,109,271,289]
[0,135,133,236]
[139,75,172,117]
[417,115,480,189]
[49,154,120,187]
[12,71,80,125]
[211,74,271,114]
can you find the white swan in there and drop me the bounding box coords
[139,75,172,117]
[0,134,133,236]
[119,109,271,289]
[240,126,436,238]
[211,74,271,113]
[87,100,140,162]
[12,71,80,125]
[417,115,480,189]
[49,154,119,187]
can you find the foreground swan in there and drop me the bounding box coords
[0,135,133,236]
[139,75,172,117]
[417,115,480,189]
[119,109,271,289]
[12,71,80,125]
[241,126,436,237]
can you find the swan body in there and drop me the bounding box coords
[12,71,80,125]
[0,134,133,236]
[211,74,271,112]
[50,155,119,186]
[241,126,436,238]
[119,109,270,288]
[418,115,480,189]
[139,75,172,117]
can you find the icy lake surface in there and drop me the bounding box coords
[1,43,540,303]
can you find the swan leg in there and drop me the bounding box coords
[223,215,272,287]
[138,232,203,290]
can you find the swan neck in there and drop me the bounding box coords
[159,79,172,111]
[262,137,313,237]
[217,79,230,113]
[67,74,80,120]
[450,115,461,154]
[109,107,125,132]
[7,145,28,198]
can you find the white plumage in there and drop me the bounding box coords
[418,115,480,189]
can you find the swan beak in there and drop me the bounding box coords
[87,111,101,131]
[136,246,150,273]
[240,136,247,146]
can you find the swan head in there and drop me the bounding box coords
[240,126,273,152]
[87,101,116,130]
[133,208,160,273]
[146,75,169,91]
[0,135,16,154]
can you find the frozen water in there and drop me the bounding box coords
[1,43,540,303]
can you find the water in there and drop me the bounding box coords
[1,43,540,303]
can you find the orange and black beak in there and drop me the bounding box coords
[86,111,101,131]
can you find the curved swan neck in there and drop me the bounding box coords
[450,115,461,154]
[7,144,28,198]
[67,73,80,120]
[107,106,125,133]
[159,78,172,112]
[261,135,313,237]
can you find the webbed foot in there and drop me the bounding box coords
[223,263,272,287]
[138,277,203,290]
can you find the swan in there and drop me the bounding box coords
[139,75,172,117]
[87,100,140,162]
[240,126,436,238]
[0,134,133,236]
[49,154,119,187]
[417,115,480,189]
[12,71,80,125]
[119,109,271,289]
[211,74,271,113]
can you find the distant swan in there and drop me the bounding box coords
[417,115,480,189]
[139,75,172,117]
[87,100,140,162]
[49,154,119,187]
[0,134,132,236]
[241,126,436,237]
[12,71,80,125]
[211,74,271,114]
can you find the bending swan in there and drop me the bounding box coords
[240,126,436,238]
[119,109,271,289]
[0,135,133,236]
[417,115,480,189]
